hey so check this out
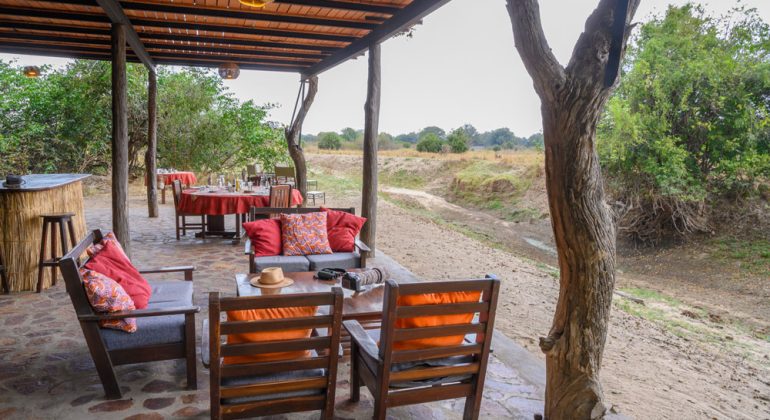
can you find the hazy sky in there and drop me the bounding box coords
[3,0,769,137]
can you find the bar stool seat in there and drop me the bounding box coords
[37,213,77,293]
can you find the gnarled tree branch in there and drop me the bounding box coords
[284,76,318,204]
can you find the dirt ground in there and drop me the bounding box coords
[308,153,770,419]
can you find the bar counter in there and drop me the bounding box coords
[0,174,89,292]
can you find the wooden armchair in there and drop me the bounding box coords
[207,288,343,420]
[59,229,199,399]
[344,276,500,420]
[244,207,371,273]
[172,180,206,240]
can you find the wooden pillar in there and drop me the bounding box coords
[111,23,130,254]
[361,43,381,256]
[145,70,159,218]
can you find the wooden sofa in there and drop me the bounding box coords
[59,229,199,399]
[244,207,370,274]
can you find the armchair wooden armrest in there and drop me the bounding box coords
[79,305,200,322]
[138,265,195,281]
[343,319,380,364]
[354,238,371,253]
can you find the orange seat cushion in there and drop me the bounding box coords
[223,306,318,365]
[394,291,482,350]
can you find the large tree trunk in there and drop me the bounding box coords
[506,0,639,418]
[285,76,318,205]
[361,43,381,255]
[145,70,159,218]
[111,23,131,255]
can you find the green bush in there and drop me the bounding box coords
[318,132,343,150]
[598,5,770,242]
[416,133,444,153]
[447,127,470,153]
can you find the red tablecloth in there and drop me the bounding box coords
[159,172,197,186]
[178,189,303,215]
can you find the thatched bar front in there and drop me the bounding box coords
[0,174,88,292]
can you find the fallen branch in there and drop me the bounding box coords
[614,290,645,305]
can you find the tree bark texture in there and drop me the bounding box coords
[111,23,131,256]
[285,76,318,206]
[506,0,639,418]
[145,70,159,218]
[361,43,381,256]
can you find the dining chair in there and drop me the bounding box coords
[207,288,344,420]
[172,180,206,240]
[344,276,501,420]
[274,166,295,185]
[268,184,292,219]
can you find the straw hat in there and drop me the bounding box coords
[250,267,294,289]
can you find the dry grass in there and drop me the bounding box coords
[304,145,545,167]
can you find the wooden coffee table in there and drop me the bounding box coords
[235,271,385,353]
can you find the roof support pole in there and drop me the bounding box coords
[361,43,381,257]
[145,70,159,218]
[111,23,131,254]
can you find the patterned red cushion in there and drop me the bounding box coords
[280,212,333,256]
[243,219,282,256]
[321,207,367,252]
[84,240,152,309]
[86,232,126,258]
[80,269,137,333]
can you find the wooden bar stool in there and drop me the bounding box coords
[37,213,77,293]
[0,250,8,294]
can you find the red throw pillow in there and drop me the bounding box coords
[280,212,333,256]
[394,291,482,350]
[84,240,152,309]
[80,269,137,333]
[242,219,282,256]
[321,207,367,252]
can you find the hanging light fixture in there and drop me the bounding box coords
[218,62,240,80]
[23,65,41,78]
[239,0,274,7]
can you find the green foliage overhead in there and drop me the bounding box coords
[416,132,444,153]
[318,131,343,150]
[0,60,286,177]
[598,4,770,240]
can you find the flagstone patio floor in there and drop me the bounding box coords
[0,191,546,419]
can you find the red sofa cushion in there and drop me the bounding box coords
[84,240,152,309]
[321,207,367,252]
[243,219,282,256]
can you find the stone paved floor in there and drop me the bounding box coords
[0,190,544,419]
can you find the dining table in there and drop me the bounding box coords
[155,171,197,204]
[178,187,303,242]
[235,271,386,354]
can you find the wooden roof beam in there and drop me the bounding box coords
[273,0,401,14]
[305,0,451,76]
[37,0,380,30]
[95,0,155,72]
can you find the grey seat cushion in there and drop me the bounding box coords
[306,252,360,270]
[220,357,325,404]
[100,280,192,351]
[254,255,310,272]
[148,280,193,305]
[363,329,475,388]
